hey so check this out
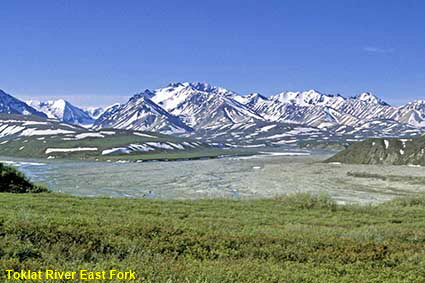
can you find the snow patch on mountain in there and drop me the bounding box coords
[27,99,94,126]
[45,147,98,154]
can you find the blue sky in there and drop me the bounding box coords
[0,0,424,106]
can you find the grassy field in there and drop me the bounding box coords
[2,193,425,282]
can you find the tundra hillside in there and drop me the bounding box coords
[327,136,425,165]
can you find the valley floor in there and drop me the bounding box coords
[1,193,425,282]
[4,153,425,203]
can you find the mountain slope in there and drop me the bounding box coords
[233,92,268,108]
[150,82,264,129]
[326,135,425,165]
[0,89,47,118]
[241,92,358,128]
[271,89,346,107]
[0,114,84,139]
[237,89,425,129]
[393,100,425,127]
[84,107,105,119]
[0,114,218,161]
[27,99,94,127]
[92,95,192,134]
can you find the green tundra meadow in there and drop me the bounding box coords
[1,163,425,282]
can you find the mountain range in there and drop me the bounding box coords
[0,83,424,147]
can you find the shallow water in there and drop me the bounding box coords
[2,153,425,204]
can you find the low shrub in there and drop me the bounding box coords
[276,192,337,211]
[347,171,387,180]
[2,193,425,282]
[386,196,425,207]
[0,163,48,193]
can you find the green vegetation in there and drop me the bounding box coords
[0,115,240,161]
[0,130,209,159]
[0,134,244,163]
[299,140,350,151]
[0,130,258,162]
[97,149,250,162]
[347,171,425,185]
[0,163,48,193]
[326,136,425,165]
[2,192,425,282]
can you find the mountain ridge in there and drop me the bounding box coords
[93,95,192,134]
[0,89,47,118]
[0,83,424,147]
[27,99,94,127]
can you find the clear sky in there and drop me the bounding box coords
[0,0,424,107]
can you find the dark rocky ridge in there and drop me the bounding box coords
[326,136,425,165]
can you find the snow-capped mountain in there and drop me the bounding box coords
[84,107,105,119]
[392,100,425,127]
[90,83,425,145]
[351,92,389,106]
[241,91,355,128]
[92,82,264,134]
[93,94,192,134]
[150,82,263,129]
[0,89,47,118]
[233,93,268,109]
[27,99,94,127]
[1,83,425,148]
[236,89,425,129]
[271,89,345,107]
